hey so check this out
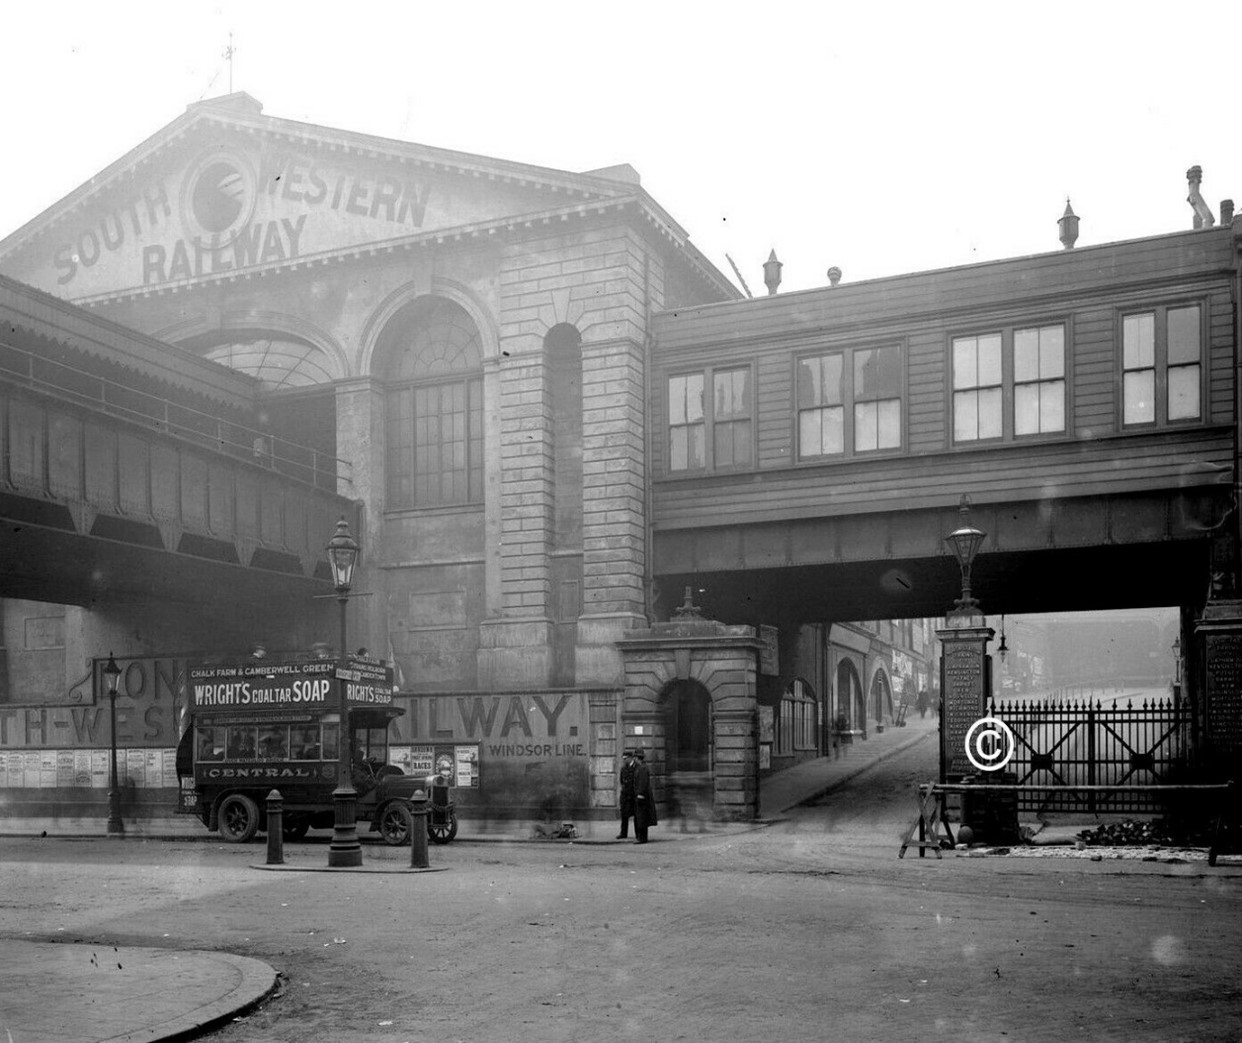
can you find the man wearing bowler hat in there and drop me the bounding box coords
[617,748,637,840]
[632,748,658,843]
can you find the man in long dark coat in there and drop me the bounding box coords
[633,748,658,843]
[616,749,636,839]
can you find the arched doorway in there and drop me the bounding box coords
[870,668,893,725]
[836,658,864,733]
[663,679,712,773]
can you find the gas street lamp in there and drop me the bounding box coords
[945,494,986,615]
[103,653,124,836]
[326,517,362,868]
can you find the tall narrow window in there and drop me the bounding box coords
[854,346,901,451]
[1013,325,1066,435]
[1122,313,1155,424]
[669,373,705,471]
[713,368,752,468]
[1122,304,1202,426]
[1167,305,1201,421]
[953,333,1002,441]
[797,353,844,457]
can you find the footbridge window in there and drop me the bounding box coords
[953,323,1066,443]
[1122,304,1201,426]
[668,365,753,472]
[797,344,901,459]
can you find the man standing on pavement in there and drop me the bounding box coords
[617,748,636,840]
[633,748,657,843]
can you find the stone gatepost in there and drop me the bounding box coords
[615,593,764,821]
[936,608,995,782]
[1194,598,1242,779]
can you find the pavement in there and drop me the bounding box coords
[0,717,934,1043]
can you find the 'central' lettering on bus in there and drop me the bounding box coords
[202,766,318,780]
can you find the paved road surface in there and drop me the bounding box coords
[3,726,1240,1043]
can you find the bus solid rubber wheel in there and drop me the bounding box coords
[218,794,260,843]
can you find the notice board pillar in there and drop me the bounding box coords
[936,614,994,782]
[1195,598,1242,780]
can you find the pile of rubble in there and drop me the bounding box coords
[1076,819,1212,846]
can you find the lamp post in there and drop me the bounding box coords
[103,653,124,836]
[945,494,986,615]
[326,517,362,868]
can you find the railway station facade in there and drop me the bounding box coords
[0,93,1236,828]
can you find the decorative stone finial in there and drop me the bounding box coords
[1058,198,1079,250]
[763,250,782,295]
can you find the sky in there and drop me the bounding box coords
[3,2,1240,294]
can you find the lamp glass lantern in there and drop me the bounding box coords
[945,495,986,612]
[326,518,360,593]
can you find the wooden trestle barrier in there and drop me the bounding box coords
[899,781,1237,862]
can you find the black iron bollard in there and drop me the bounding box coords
[266,789,284,865]
[410,795,429,869]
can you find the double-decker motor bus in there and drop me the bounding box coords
[175,654,449,843]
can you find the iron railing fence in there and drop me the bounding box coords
[993,696,1190,815]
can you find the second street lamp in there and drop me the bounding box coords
[326,517,362,868]
[103,653,124,836]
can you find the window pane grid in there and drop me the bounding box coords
[799,349,900,457]
[669,373,707,471]
[385,377,480,509]
[1013,327,1065,436]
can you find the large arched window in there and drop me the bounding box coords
[180,330,335,389]
[379,299,484,509]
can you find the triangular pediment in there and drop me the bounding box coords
[0,94,636,300]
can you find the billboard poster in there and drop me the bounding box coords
[455,745,480,788]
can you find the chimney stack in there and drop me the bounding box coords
[827,266,842,287]
[1058,198,1079,250]
[1187,166,1216,228]
[763,250,782,295]
[1222,199,1235,224]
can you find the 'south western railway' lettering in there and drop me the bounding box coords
[142,216,306,285]
[258,151,430,227]
[54,181,173,285]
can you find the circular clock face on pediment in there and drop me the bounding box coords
[181,150,257,246]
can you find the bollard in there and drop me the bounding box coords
[410,792,429,869]
[266,789,284,865]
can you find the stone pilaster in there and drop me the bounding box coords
[333,377,386,652]
[577,335,649,684]
[477,343,555,687]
